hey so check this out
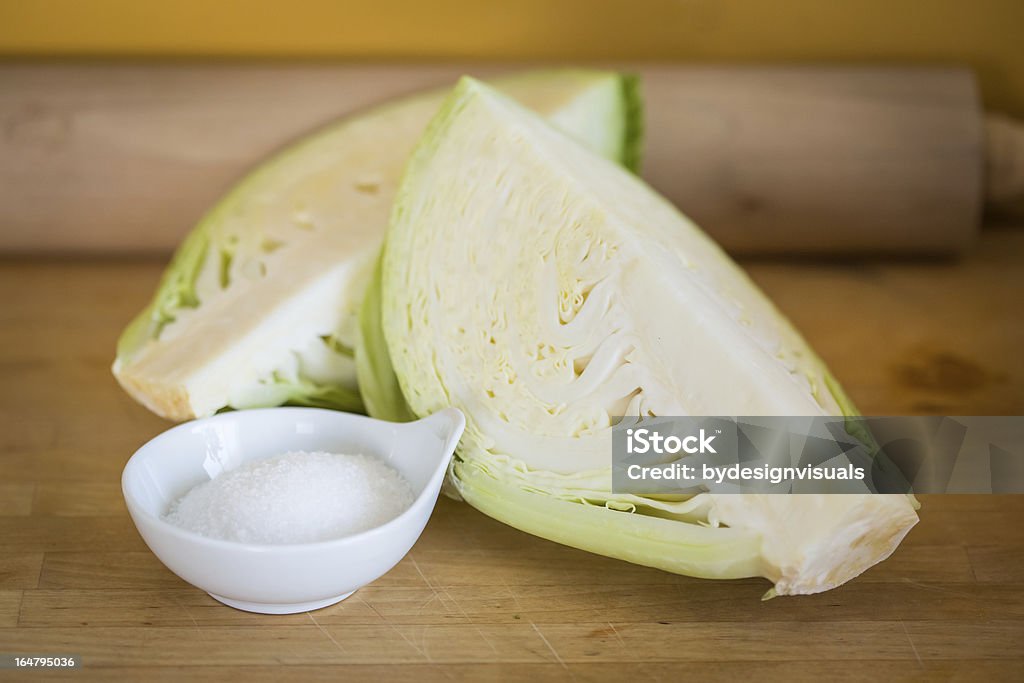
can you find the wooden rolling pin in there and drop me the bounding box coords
[0,63,1021,255]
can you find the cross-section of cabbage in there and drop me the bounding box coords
[112,70,642,421]
[381,78,919,595]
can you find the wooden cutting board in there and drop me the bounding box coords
[1,228,1021,680]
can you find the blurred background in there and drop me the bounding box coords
[1,0,1022,118]
[1,0,1023,256]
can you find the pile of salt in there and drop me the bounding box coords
[163,451,416,544]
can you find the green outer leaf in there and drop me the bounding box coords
[453,459,764,580]
[116,228,209,362]
[276,375,365,413]
[619,73,645,173]
[355,249,416,422]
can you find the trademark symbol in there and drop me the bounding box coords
[716,429,722,434]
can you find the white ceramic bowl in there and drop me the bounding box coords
[122,407,465,614]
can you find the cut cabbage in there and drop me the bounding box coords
[356,76,642,422]
[113,70,642,421]
[380,78,919,595]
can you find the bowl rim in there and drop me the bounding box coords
[121,406,462,554]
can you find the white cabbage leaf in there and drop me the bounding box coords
[380,78,919,595]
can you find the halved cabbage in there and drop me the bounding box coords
[380,78,919,595]
[113,70,642,421]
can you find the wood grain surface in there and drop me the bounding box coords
[1,230,1023,680]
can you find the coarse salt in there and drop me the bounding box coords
[163,451,416,544]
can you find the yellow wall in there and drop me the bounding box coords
[2,0,1022,116]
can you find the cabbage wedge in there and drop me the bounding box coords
[380,78,919,595]
[113,71,642,421]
